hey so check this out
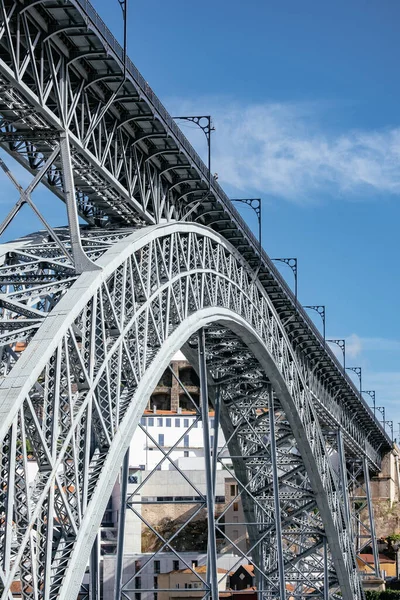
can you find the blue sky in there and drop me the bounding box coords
[1,0,399,435]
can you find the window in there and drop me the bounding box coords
[141,417,146,425]
[184,435,189,447]
[233,529,239,540]
[216,496,225,503]
[175,418,180,428]
[210,436,214,448]
[184,418,189,428]
[154,594,158,600]
[135,594,141,600]
[230,484,237,497]
[176,584,180,588]
[158,434,164,446]
[154,576,158,589]
[154,560,160,574]
[193,420,198,428]
[233,502,239,512]
[192,560,198,568]
[173,560,179,571]
[184,450,189,457]
[157,418,163,427]
[210,419,214,429]
[166,418,171,427]
[148,417,154,427]
[135,577,141,589]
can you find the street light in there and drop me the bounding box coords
[346,366,362,399]
[271,258,298,306]
[231,198,262,264]
[173,116,215,189]
[117,0,128,76]
[304,305,325,345]
[362,390,376,419]
[327,339,346,371]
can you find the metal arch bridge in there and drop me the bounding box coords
[0,1,391,599]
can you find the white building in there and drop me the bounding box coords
[129,411,227,472]
[103,552,246,600]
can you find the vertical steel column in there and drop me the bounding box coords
[337,429,352,535]
[268,390,286,600]
[207,383,220,582]
[363,457,380,578]
[114,449,130,600]
[89,533,100,600]
[59,132,99,273]
[211,383,221,494]
[323,536,329,600]
[198,329,219,600]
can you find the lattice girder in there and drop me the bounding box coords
[0,223,362,600]
[0,0,390,465]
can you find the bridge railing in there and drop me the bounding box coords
[74,0,389,446]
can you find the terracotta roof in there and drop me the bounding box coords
[221,590,257,598]
[359,553,395,564]
[229,564,255,576]
[143,409,216,416]
[171,565,227,574]
[10,581,21,593]
[241,565,255,574]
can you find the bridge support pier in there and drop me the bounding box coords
[198,328,219,599]
[114,449,130,600]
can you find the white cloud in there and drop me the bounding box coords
[345,334,400,359]
[346,333,363,359]
[365,372,400,407]
[169,98,400,202]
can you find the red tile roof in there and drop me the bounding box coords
[359,553,395,564]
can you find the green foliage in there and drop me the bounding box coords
[366,591,400,600]
[365,591,381,600]
[388,534,400,544]
[142,516,209,552]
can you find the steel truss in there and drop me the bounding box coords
[0,1,391,599]
[0,223,371,600]
[0,0,390,458]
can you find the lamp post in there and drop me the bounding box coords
[173,116,215,189]
[231,198,262,264]
[346,366,362,399]
[375,409,393,441]
[327,339,346,372]
[376,406,385,421]
[304,305,326,345]
[117,0,128,77]
[271,258,298,306]
[385,420,394,441]
[362,390,376,420]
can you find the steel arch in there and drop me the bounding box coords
[0,222,362,600]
